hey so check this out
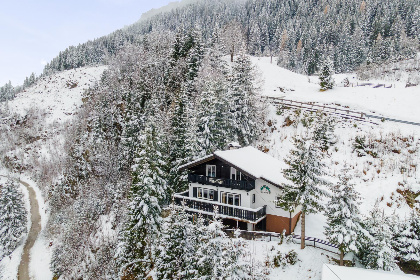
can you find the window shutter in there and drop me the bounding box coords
[193,187,197,198]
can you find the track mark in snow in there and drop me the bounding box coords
[17,181,41,280]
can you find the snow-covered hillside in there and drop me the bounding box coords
[5,66,106,124]
[253,56,420,239]
[0,66,106,280]
[253,57,420,124]
[2,54,419,279]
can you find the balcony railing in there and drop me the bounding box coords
[188,174,255,192]
[174,191,266,223]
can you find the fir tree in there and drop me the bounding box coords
[395,211,420,263]
[324,170,363,265]
[319,58,335,91]
[228,47,262,146]
[0,179,28,260]
[357,203,397,271]
[277,134,329,249]
[118,124,167,279]
[168,87,192,194]
[196,43,230,155]
[313,116,337,153]
[155,204,198,280]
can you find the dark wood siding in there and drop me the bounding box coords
[189,159,253,182]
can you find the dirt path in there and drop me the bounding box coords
[17,180,41,280]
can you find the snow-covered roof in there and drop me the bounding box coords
[214,147,285,187]
[322,264,418,280]
[179,146,286,187]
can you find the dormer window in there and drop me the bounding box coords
[230,167,241,180]
[206,165,216,177]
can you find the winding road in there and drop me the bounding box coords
[17,180,41,280]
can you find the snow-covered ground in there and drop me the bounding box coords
[250,56,420,278]
[5,66,106,124]
[253,57,420,124]
[20,176,53,280]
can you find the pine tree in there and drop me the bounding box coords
[324,170,363,265]
[357,203,397,271]
[395,211,420,263]
[319,57,335,91]
[168,87,192,194]
[313,116,337,153]
[196,43,230,155]
[0,179,28,260]
[277,134,329,249]
[228,47,262,146]
[118,124,167,279]
[154,204,198,280]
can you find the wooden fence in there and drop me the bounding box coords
[224,229,339,255]
[264,96,377,125]
[265,96,420,128]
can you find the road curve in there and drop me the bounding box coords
[17,180,41,280]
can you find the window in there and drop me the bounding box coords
[206,165,216,177]
[275,195,282,208]
[221,192,227,204]
[220,191,241,206]
[209,190,214,200]
[196,187,216,201]
[230,167,241,180]
[252,194,256,204]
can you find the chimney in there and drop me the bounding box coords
[227,142,241,150]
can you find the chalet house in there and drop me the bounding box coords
[175,146,301,234]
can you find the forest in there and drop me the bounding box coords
[0,0,420,279]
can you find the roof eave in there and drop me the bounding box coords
[178,155,216,171]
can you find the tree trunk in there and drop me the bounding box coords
[340,250,344,266]
[301,211,305,249]
[231,45,235,62]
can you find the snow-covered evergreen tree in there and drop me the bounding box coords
[319,58,335,91]
[277,134,329,249]
[395,211,420,263]
[324,170,363,265]
[228,47,262,146]
[154,204,198,280]
[118,124,167,279]
[313,116,337,153]
[196,212,250,279]
[357,203,397,271]
[168,87,192,194]
[196,39,230,155]
[0,179,28,260]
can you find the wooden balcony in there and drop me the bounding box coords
[174,191,266,224]
[188,174,255,192]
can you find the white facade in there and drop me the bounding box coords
[188,178,301,218]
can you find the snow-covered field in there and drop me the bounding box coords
[253,57,420,124]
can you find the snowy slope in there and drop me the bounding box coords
[0,66,106,280]
[254,56,420,247]
[6,66,106,124]
[253,57,420,124]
